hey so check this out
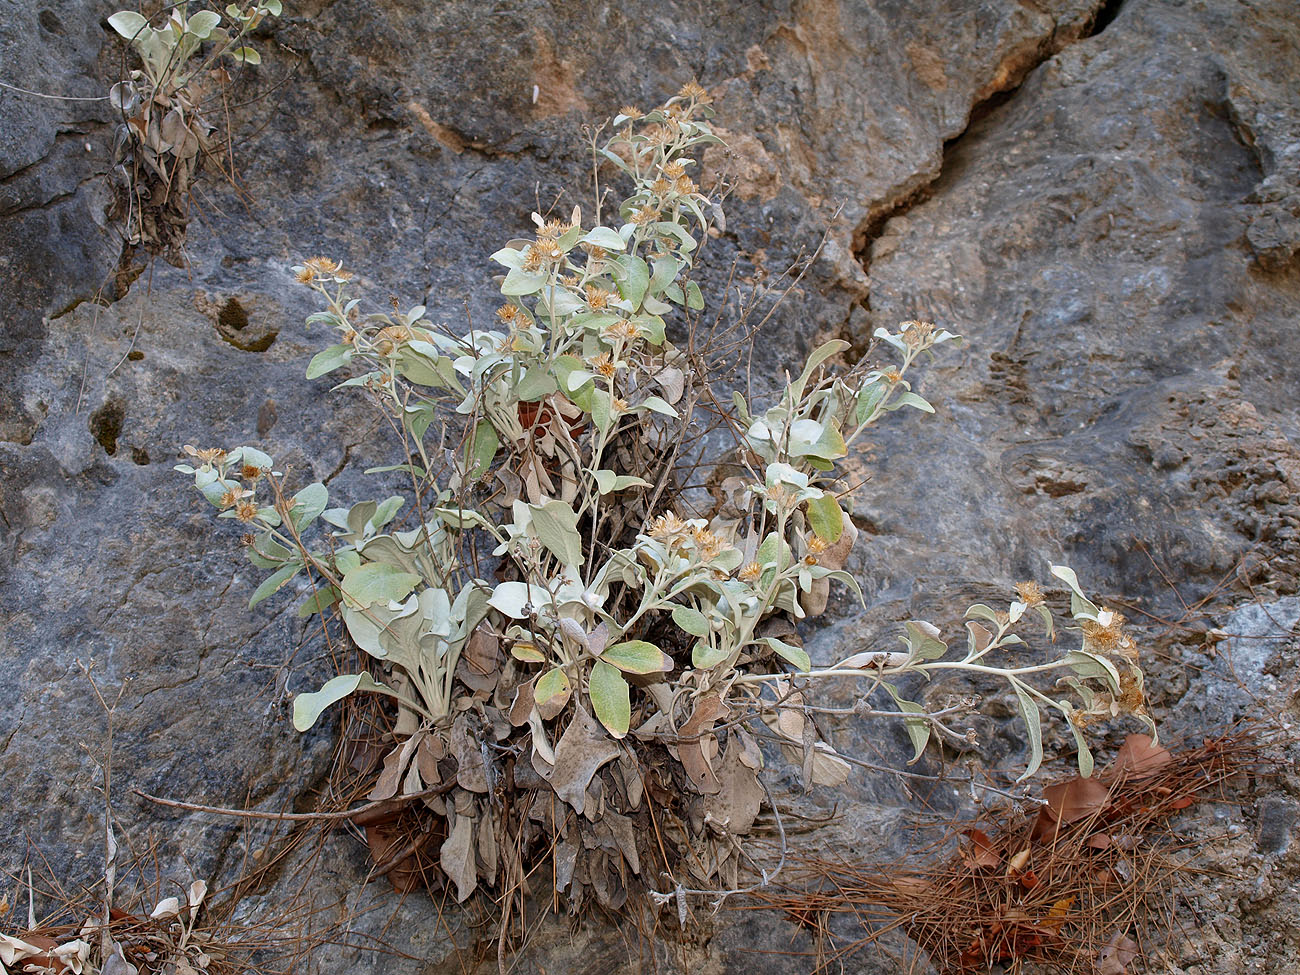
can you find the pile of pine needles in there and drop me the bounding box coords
[744,727,1271,974]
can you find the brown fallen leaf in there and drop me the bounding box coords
[703,732,766,833]
[962,828,1001,868]
[1113,733,1171,778]
[678,693,729,794]
[543,705,621,815]
[1097,929,1139,974]
[1034,775,1110,838]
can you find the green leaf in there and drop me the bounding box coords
[229,45,260,64]
[530,499,584,567]
[292,673,397,731]
[639,395,678,417]
[513,366,557,401]
[1063,650,1122,692]
[247,534,291,569]
[1066,711,1095,778]
[108,11,148,38]
[589,660,630,738]
[1049,563,1100,619]
[805,492,844,542]
[888,391,934,413]
[464,420,498,479]
[249,563,299,608]
[903,620,947,660]
[790,339,849,402]
[856,380,888,425]
[1011,680,1044,782]
[579,226,626,250]
[965,603,1001,624]
[297,586,340,618]
[510,642,546,663]
[763,636,811,671]
[371,495,405,530]
[488,580,551,618]
[186,10,221,38]
[672,606,709,638]
[602,640,672,674]
[534,666,571,706]
[290,482,328,531]
[685,280,704,310]
[613,255,650,310]
[501,266,548,295]
[884,683,931,764]
[341,563,421,608]
[692,642,728,669]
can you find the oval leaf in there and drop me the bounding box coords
[601,640,672,675]
[589,660,630,738]
[341,562,421,608]
[534,666,571,706]
[293,672,396,731]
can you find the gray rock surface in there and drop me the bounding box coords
[2,0,1299,971]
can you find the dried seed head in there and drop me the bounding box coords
[1015,581,1045,606]
[901,320,936,348]
[678,81,710,102]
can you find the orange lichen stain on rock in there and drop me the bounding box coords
[703,127,782,202]
[907,42,948,92]
[405,101,466,154]
[530,30,588,117]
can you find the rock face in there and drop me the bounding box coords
[2,0,1299,971]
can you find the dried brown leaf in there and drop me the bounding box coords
[679,693,729,794]
[545,705,621,815]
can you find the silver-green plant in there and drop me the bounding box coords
[107,2,280,262]
[176,87,1156,906]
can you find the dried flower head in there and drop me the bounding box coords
[691,526,726,562]
[303,257,342,275]
[618,105,643,120]
[649,511,691,541]
[497,304,520,323]
[651,177,674,197]
[805,535,829,556]
[589,352,618,378]
[674,175,698,195]
[662,160,687,179]
[183,445,227,467]
[901,320,936,349]
[1081,609,1128,655]
[1014,581,1045,606]
[240,464,264,481]
[585,286,610,310]
[603,319,640,342]
[739,562,763,583]
[295,266,314,285]
[234,500,259,523]
[679,80,710,102]
[631,205,658,226]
